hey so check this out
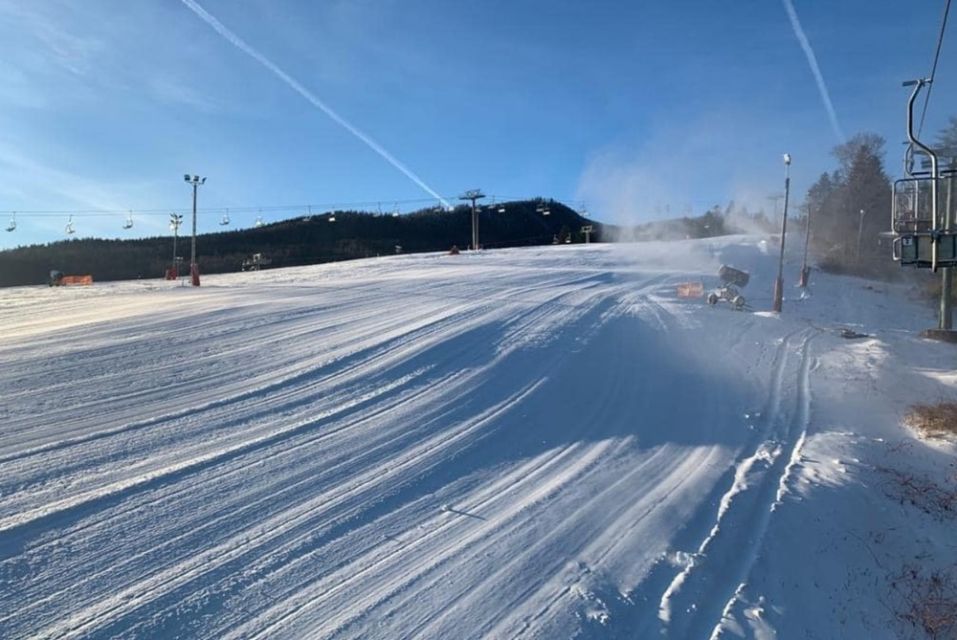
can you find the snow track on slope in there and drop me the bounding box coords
[0,243,819,638]
[655,331,818,638]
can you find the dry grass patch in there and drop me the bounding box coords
[891,565,957,640]
[904,403,957,440]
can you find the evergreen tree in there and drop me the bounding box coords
[937,115,957,154]
[805,132,893,277]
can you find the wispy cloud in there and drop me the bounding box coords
[0,2,104,77]
[146,76,221,114]
[180,0,451,208]
[781,0,845,143]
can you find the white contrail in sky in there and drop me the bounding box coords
[781,0,845,142]
[180,0,451,208]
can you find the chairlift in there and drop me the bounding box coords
[536,203,545,214]
[890,80,957,270]
[392,202,400,218]
[498,201,506,213]
[543,206,551,216]
[122,211,134,229]
[328,213,336,222]
[254,216,265,228]
[5,213,15,232]
[220,209,230,226]
[65,215,75,235]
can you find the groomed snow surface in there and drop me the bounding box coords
[1,236,955,639]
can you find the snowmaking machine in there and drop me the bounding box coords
[707,265,750,310]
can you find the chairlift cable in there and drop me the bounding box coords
[917,0,952,138]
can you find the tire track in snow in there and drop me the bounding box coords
[708,344,818,639]
[655,332,816,638]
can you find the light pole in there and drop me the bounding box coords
[459,189,485,250]
[799,202,812,288]
[772,153,792,312]
[184,174,206,286]
[856,208,867,260]
[170,213,183,279]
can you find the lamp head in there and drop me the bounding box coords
[783,153,792,166]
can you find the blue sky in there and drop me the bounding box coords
[0,0,954,248]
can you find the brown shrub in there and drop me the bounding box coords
[904,403,957,440]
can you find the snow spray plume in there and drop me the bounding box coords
[781,0,845,142]
[180,0,451,209]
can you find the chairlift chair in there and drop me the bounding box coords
[65,215,75,235]
[392,203,400,218]
[328,212,336,222]
[889,80,957,271]
[122,211,134,229]
[254,216,264,228]
[5,213,15,232]
[220,210,230,226]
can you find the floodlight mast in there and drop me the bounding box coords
[170,213,183,277]
[459,189,486,250]
[184,174,206,286]
[799,201,812,288]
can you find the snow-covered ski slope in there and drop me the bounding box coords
[1,237,954,639]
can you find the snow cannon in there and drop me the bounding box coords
[717,265,749,288]
[707,265,750,310]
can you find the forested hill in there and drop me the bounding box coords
[0,200,600,287]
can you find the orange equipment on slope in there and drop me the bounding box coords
[49,272,92,286]
[676,282,704,298]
